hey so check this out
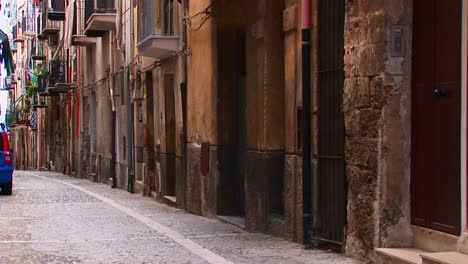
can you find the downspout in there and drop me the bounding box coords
[127,0,135,193]
[181,0,188,207]
[110,32,117,188]
[301,0,312,247]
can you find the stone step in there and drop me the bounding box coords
[376,248,429,264]
[420,252,468,264]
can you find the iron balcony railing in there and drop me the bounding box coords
[42,0,61,33]
[36,15,41,35]
[22,16,26,33]
[49,0,66,12]
[37,74,48,94]
[85,0,116,25]
[7,107,30,126]
[48,57,71,86]
[12,25,17,40]
[48,0,66,20]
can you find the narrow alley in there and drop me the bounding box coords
[2,0,468,263]
[0,171,357,264]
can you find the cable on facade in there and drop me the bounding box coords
[75,56,140,94]
[139,46,190,73]
[182,1,217,32]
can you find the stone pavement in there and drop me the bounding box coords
[0,171,360,264]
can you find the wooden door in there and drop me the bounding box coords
[412,0,461,235]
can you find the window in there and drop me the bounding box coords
[164,0,174,35]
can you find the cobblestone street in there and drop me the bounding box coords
[0,171,359,264]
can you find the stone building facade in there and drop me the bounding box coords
[6,0,468,262]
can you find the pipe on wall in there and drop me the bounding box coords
[301,0,312,247]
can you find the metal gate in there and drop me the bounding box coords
[316,0,347,246]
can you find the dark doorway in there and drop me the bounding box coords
[234,28,247,216]
[411,0,461,235]
[316,0,347,246]
[217,27,246,219]
[163,74,176,198]
[145,72,156,192]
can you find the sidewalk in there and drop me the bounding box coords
[0,171,360,264]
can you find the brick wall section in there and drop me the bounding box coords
[344,0,413,259]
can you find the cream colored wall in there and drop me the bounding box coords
[187,0,217,144]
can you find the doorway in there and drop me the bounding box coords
[145,72,156,192]
[411,0,462,235]
[317,0,347,246]
[217,27,246,221]
[163,74,176,199]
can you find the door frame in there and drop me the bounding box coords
[410,0,464,235]
[462,0,467,232]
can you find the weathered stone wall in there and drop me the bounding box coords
[344,0,413,260]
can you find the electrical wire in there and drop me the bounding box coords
[183,1,216,32]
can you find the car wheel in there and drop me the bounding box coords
[3,181,12,195]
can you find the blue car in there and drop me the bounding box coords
[0,132,13,195]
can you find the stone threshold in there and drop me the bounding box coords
[218,215,246,229]
[376,247,428,264]
[164,195,177,204]
[376,248,468,264]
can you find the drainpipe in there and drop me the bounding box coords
[301,0,312,247]
[181,0,188,207]
[127,0,135,193]
[110,32,117,188]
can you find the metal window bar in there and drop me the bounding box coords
[316,0,346,246]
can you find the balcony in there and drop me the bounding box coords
[36,14,48,40]
[31,77,49,108]
[7,105,31,127]
[46,58,77,94]
[42,1,61,35]
[12,24,25,43]
[71,1,97,46]
[31,43,46,61]
[48,0,66,21]
[84,0,116,37]
[23,2,37,37]
[137,0,179,59]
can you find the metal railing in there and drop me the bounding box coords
[22,16,26,33]
[48,58,68,86]
[12,25,17,40]
[42,1,61,32]
[36,15,41,35]
[49,0,66,12]
[7,108,31,126]
[85,0,116,25]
